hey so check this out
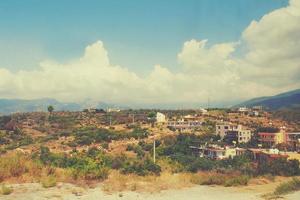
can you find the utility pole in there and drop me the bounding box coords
[109,115,112,126]
[132,113,135,124]
[153,140,156,163]
[207,97,210,110]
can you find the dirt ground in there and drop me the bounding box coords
[1,182,300,200]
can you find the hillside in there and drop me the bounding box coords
[236,89,300,110]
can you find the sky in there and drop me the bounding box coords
[0,0,299,108]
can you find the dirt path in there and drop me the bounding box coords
[1,182,300,200]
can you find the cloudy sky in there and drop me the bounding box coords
[0,0,299,107]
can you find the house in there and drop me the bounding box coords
[248,148,289,163]
[199,108,208,115]
[258,131,285,147]
[156,112,166,123]
[285,132,300,151]
[216,123,251,143]
[238,107,249,113]
[194,145,243,160]
[215,123,241,138]
[107,108,121,112]
[238,129,252,143]
[167,120,202,132]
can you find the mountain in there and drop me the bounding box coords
[236,89,300,110]
[0,98,121,114]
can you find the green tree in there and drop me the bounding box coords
[47,105,54,113]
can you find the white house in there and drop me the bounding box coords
[156,112,166,123]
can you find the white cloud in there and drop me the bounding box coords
[0,0,299,107]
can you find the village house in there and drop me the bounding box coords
[247,148,289,163]
[191,145,245,160]
[156,112,166,123]
[167,120,203,132]
[258,131,285,147]
[285,132,300,151]
[216,123,251,143]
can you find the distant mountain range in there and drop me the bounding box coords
[1,88,299,114]
[236,89,300,110]
[0,98,120,114]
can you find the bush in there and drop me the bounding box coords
[198,174,226,185]
[0,185,13,195]
[41,176,57,188]
[188,158,214,172]
[224,175,250,187]
[0,153,27,180]
[258,158,300,176]
[274,178,300,195]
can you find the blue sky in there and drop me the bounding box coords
[0,0,288,74]
[1,0,299,107]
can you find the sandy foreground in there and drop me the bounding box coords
[0,183,300,200]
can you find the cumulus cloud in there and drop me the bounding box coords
[0,0,299,107]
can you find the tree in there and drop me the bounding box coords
[47,105,54,113]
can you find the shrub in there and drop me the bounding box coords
[198,174,226,185]
[0,185,13,195]
[224,175,250,187]
[0,153,27,180]
[187,158,214,172]
[41,176,57,188]
[274,178,300,195]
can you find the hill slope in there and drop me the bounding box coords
[0,98,81,114]
[236,89,300,110]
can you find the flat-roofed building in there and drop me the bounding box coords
[167,120,202,132]
[285,132,300,151]
[258,131,285,147]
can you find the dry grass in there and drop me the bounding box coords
[0,152,43,182]
[102,170,193,193]
[190,171,250,187]
[0,152,76,185]
[0,185,13,195]
[41,176,57,188]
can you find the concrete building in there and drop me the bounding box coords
[216,123,241,138]
[238,129,252,143]
[195,145,243,160]
[167,120,202,132]
[156,112,166,123]
[216,123,252,143]
[285,132,300,151]
[258,131,285,147]
[238,107,249,113]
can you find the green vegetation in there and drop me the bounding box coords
[38,146,160,179]
[274,178,300,195]
[47,105,54,113]
[224,175,250,187]
[258,158,300,176]
[68,127,148,146]
[0,129,33,151]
